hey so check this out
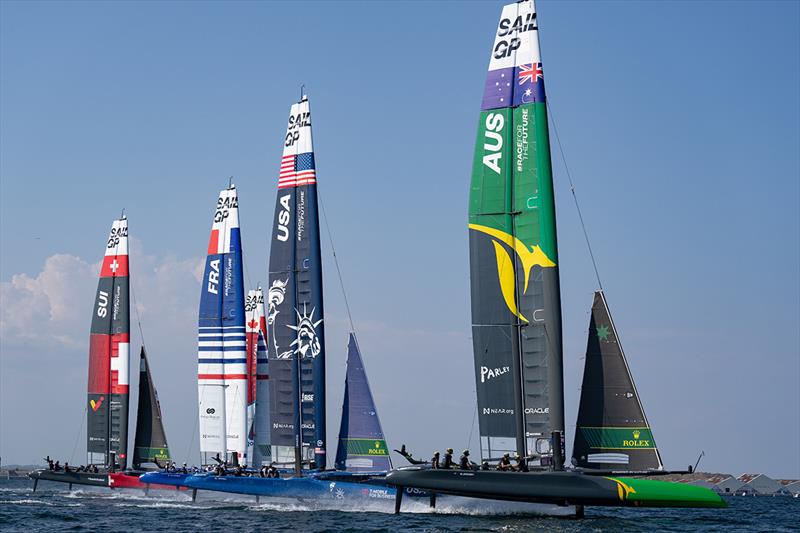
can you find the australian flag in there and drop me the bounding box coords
[481,62,546,110]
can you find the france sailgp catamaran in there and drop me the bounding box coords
[30,216,176,492]
[386,0,724,513]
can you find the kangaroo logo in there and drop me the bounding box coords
[469,223,556,322]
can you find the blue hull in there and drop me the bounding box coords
[182,473,397,502]
[138,472,191,487]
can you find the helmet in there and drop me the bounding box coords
[503,453,510,458]
[447,448,454,453]
[433,451,440,456]
[463,450,469,455]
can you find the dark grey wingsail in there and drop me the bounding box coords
[132,347,171,469]
[572,291,663,471]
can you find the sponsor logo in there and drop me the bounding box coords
[301,393,314,402]
[483,407,514,415]
[96,290,109,318]
[622,429,651,448]
[90,396,105,411]
[207,259,220,295]
[285,111,311,147]
[301,423,315,430]
[494,13,537,60]
[214,194,238,223]
[524,407,549,415]
[297,190,305,241]
[224,256,233,297]
[276,194,291,241]
[206,408,216,415]
[273,422,293,430]
[480,365,510,383]
[107,225,127,249]
[468,224,555,323]
[515,107,529,172]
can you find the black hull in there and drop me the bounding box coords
[385,467,725,508]
[29,469,109,488]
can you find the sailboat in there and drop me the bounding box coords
[246,287,271,467]
[571,291,663,473]
[386,0,724,513]
[30,216,175,492]
[142,95,399,503]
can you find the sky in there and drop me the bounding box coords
[1,0,798,478]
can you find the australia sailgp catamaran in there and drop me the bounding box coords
[386,0,725,513]
[30,216,175,492]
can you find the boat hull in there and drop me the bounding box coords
[137,471,192,488]
[385,468,726,509]
[29,469,109,488]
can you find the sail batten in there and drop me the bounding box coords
[469,0,564,466]
[267,96,326,469]
[87,217,130,468]
[572,291,663,471]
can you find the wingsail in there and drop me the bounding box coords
[246,287,271,466]
[267,95,327,469]
[334,334,391,473]
[469,0,565,465]
[87,216,130,469]
[572,291,663,471]
[198,185,247,464]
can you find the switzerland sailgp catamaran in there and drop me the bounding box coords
[386,0,724,514]
[30,216,175,492]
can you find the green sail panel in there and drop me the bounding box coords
[572,291,663,471]
[469,0,564,464]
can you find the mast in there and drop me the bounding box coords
[468,0,564,467]
[132,347,171,469]
[334,334,392,472]
[572,291,663,471]
[198,184,247,465]
[267,94,326,472]
[87,216,130,469]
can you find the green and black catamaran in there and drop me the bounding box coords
[386,0,725,514]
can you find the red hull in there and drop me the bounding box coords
[109,472,184,491]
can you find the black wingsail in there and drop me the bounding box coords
[132,347,171,469]
[572,291,663,471]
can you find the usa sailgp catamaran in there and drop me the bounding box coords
[143,94,398,503]
[30,216,176,492]
[386,0,724,513]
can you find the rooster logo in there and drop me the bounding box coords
[469,223,556,322]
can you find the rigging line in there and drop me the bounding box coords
[545,99,604,291]
[69,405,88,465]
[317,188,355,333]
[466,394,478,454]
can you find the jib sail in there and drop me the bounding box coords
[198,185,247,464]
[246,287,271,466]
[572,291,663,471]
[132,347,171,469]
[469,0,565,465]
[267,94,326,469]
[87,216,130,468]
[334,334,391,473]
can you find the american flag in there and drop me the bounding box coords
[278,152,316,189]
[518,63,543,85]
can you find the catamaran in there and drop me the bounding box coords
[386,0,725,514]
[30,216,175,492]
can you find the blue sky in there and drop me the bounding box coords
[1,1,798,477]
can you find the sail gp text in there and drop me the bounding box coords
[494,12,537,59]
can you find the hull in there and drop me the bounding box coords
[29,469,109,488]
[138,471,192,488]
[109,471,184,491]
[385,468,726,509]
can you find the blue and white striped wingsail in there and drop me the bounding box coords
[198,185,247,464]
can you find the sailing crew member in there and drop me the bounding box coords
[442,448,456,469]
[267,463,280,478]
[459,450,472,470]
[496,453,513,471]
[514,454,529,472]
[54,461,61,471]
[430,452,440,469]
[480,461,490,471]
[64,462,71,473]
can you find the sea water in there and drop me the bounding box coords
[0,478,797,532]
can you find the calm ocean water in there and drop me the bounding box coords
[1,478,797,532]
